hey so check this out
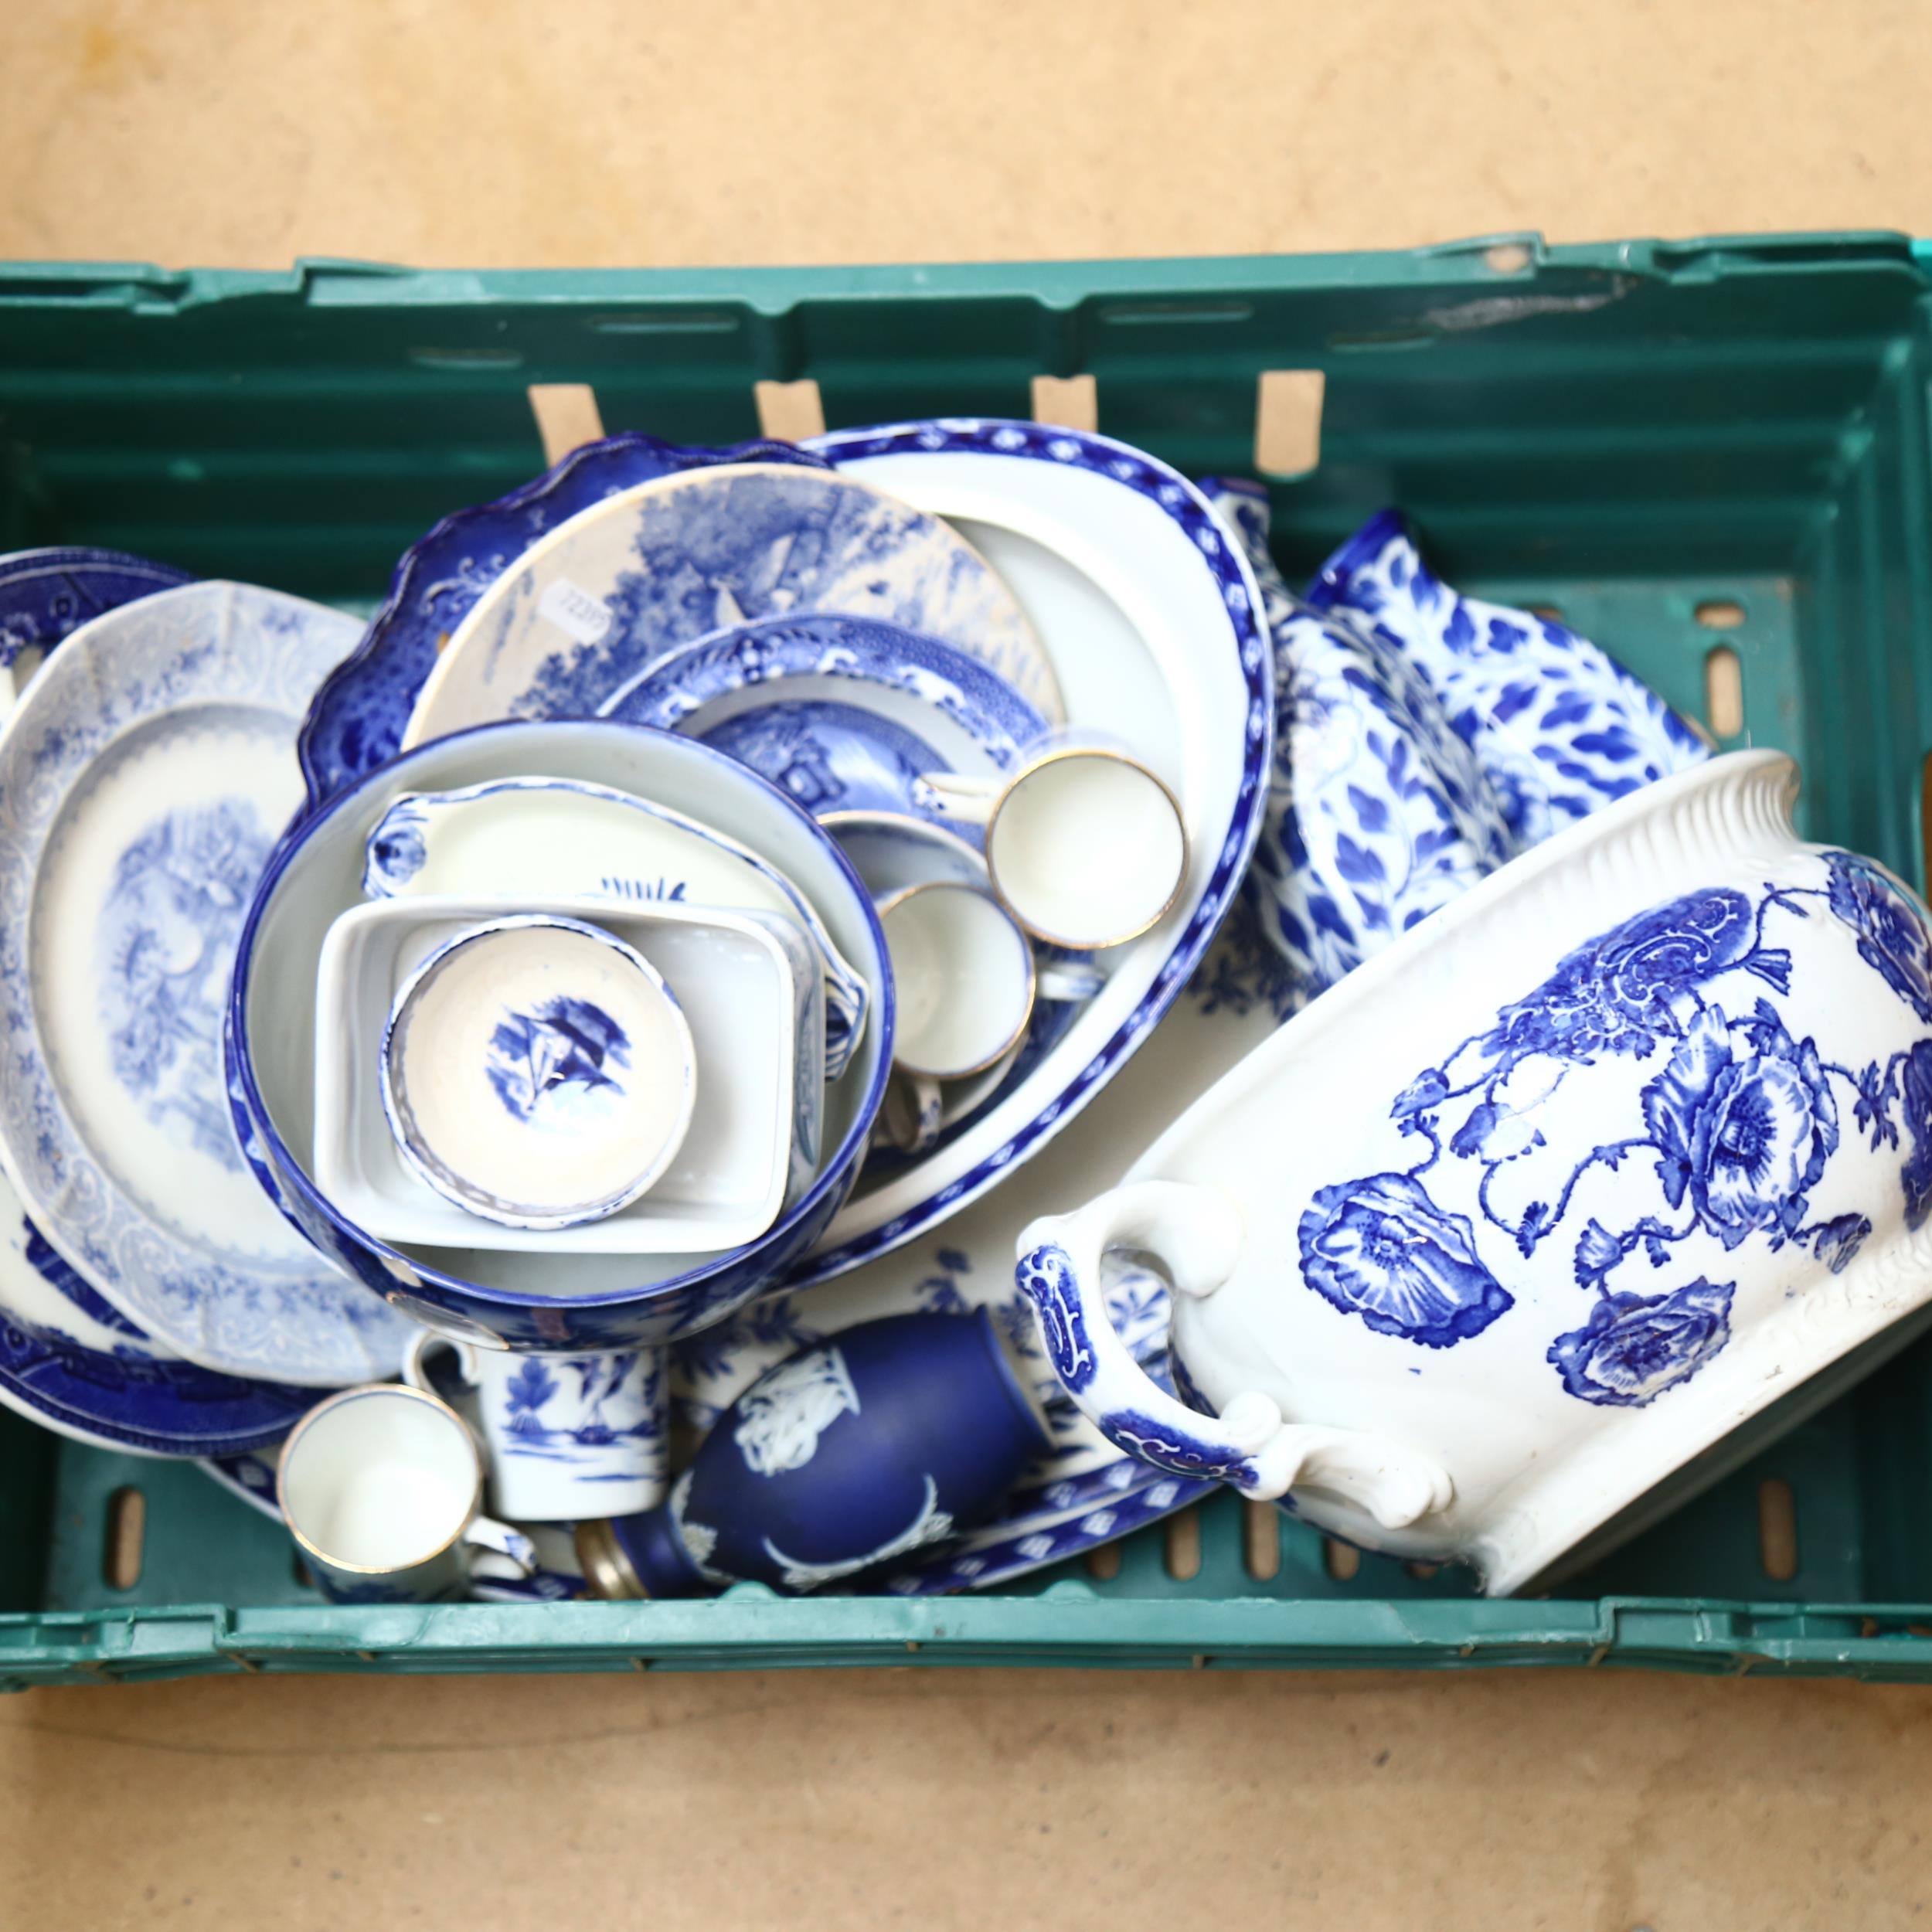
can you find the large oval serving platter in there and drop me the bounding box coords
[0,582,413,1385]
[784,420,1270,1284]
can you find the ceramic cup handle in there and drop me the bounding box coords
[402,1328,480,1395]
[465,1516,539,1581]
[916,771,1002,829]
[1036,956,1104,1002]
[1017,1181,1454,1528]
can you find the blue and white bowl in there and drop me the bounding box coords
[228,720,893,1353]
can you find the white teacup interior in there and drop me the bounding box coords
[388,919,695,1224]
[283,1389,477,1571]
[882,883,1034,1077]
[988,752,1185,947]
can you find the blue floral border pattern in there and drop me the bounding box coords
[1294,850,1932,1407]
[787,419,1271,1285]
[0,547,194,668]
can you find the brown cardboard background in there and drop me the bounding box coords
[4,1,1932,1923]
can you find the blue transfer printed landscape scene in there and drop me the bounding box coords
[97,799,272,1171]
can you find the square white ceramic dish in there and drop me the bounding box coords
[312,895,822,1253]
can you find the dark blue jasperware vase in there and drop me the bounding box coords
[577,1309,1049,1596]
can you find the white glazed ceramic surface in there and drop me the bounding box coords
[315,895,818,1254]
[881,883,1037,1079]
[792,420,1268,1284]
[362,775,868,1083]
[383,916,697,1230]
[403,463,1063,741]
[0,580,412,1386]
[406,1333,669,1521]
[279,1383,536,1602]
[1018,753,1932,1595]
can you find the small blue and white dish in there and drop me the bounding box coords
[361,772,870,1082]
[0,546,194,668]
[1306,507,1711,846]
[297,434,835,808]
[405,461,1062,750]
[381,914,699,1232]
[0,1167,308,1456]
[578,1309,1051,1597]
[596,612,1049,832]
[0,580,413,1386]
[1203,480,1518,1003]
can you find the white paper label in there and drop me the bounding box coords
[538,577,613,647]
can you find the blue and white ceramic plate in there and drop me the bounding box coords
[298,434,833,806]
[195,1454,590,1603]
[596,612,1048,828]
[780,420,1269,1284]
[0,581,413,1386]
[0,546,194,669]
[0,1168,308,1456]
[403,461,1063,747]
[1202,481,1518,1005]
[1306,509,1710,846]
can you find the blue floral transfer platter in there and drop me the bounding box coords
[597,612,1047,829]
[0,581,413,1386]
[297,434,835,806]
[1203,481,1518,1009]
[403,461,1061,747]
[0,1165,309,1456]
[1015,752,1932,1594]
[1306,508,1711,846]
[0,546,194,670]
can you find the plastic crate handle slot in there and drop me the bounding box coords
[1017,1180,1453,1528]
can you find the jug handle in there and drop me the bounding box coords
[1017,1181,1454,1529]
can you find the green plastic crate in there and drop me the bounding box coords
[8,230,1932,1684]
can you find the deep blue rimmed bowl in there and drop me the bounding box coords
[226,719,893,1352]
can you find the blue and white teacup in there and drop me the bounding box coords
[281,1383,536,1604]
[404,1332,669,1521]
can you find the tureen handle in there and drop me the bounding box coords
[1017,1181,1453,1529]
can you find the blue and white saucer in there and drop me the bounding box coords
[0,1168,308,1456]
[597,613,1047,828]
[0,581,413,1386]
[0,546,194,668]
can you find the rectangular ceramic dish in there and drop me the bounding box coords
[5,232,1932,1682]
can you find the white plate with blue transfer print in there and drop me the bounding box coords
[400,462,1064,747]
[597,612,1048,828]
[0,581,413,1386]
[0,546,194,675]
[0,1165,308,1455]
